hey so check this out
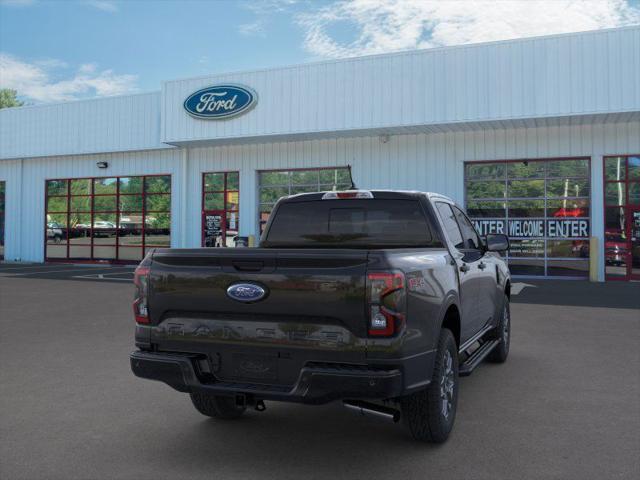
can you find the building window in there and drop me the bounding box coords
[202,171,239,247]
[603,155,640,280]
[45,175,171,262]
[0,181,5,260]
[465,158,591,278]
[258,167,352,233]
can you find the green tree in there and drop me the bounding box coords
[0,89,24,109]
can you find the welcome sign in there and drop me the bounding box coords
[473,219,590,238]
[184,84,257,119]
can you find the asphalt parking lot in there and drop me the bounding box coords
[1,263,639,480]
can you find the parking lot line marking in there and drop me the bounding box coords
[71,274,132,282]
[1,267,128,277]
[511,282,537,295]
[0,265,65,272]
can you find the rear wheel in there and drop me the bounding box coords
[190,392,246,419]
[401,328,458,443]
[488,294,510,363]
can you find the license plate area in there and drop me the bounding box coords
[232,353,278,381]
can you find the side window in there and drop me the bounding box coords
[436,202,464,249]
[452,206,481,250]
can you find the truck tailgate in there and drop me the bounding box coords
[147,248,369,386]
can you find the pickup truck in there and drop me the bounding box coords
[130,190,511,443]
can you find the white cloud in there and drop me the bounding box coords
[242,0,299,15]
[0,53,138,103]
[34,58,69,69]
[83,0,118,13]
[297,0,640,59]
[238,19,267,36]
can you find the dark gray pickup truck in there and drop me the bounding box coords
[130,190,511,442]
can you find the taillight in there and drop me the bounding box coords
[133,266,150,324]
[367,272,405,336]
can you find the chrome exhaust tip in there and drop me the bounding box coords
[343,400,401,423]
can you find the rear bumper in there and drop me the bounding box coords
[130,350,404,404]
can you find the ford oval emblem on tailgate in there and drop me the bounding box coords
[226,282,268,303]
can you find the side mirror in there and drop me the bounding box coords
[486,234,509,252]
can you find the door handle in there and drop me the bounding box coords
[478,261,487,270]
[460,263,470,273]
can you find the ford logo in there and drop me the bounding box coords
[184,84,257,119]
[226,282,268,303]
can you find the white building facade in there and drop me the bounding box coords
[1,27,639,281]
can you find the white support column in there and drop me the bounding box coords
[17,158,23,261]
[591,154,605,282]
[239,168,258,241]
[179,148,189,248]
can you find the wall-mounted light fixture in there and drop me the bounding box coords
[96,161,108,169]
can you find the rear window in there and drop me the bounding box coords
[263,199,442,248]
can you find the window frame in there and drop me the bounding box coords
[201,171,240,247]
[602,154,640,281]
[464,157,592,278]
[44,174,171,263]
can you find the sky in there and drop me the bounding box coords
[1,0,639,104]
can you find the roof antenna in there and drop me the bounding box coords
[347,165,357,189]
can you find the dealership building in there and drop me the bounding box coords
[1,26,639,281]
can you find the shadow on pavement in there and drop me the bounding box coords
[512,280,640,310]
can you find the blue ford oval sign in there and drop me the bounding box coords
[226,282,268,303]
[184,84,257,119]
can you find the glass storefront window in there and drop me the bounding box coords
[258,167,352,233]
[605,157,626,181]
[629,156,640,180]
[94,178,117,194]
[47,180,67,196]
[547,159,589,178]
[465,201,506,218]
[546,179,590,198]
[465,181,506,199]
[45,175,171,262]
[507,160,545,179]
[202,171,239,247]
[465,162,506,181]
[507,180,544,198]
[605,183,625,206]
[629,183,640,205]
[119,177,144,194]
[603,155,640,280]
[465,158,591,278]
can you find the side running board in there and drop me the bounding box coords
[459,339,500,377]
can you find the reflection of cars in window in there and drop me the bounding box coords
[46,222,64,243]
[553,207,586,217]
[92,221,116,237]
[119,216,143,236]
[604,233,628,266]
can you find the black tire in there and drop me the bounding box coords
[400,328,458,443]
[488,294,510,363]
[189,392,246,419]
